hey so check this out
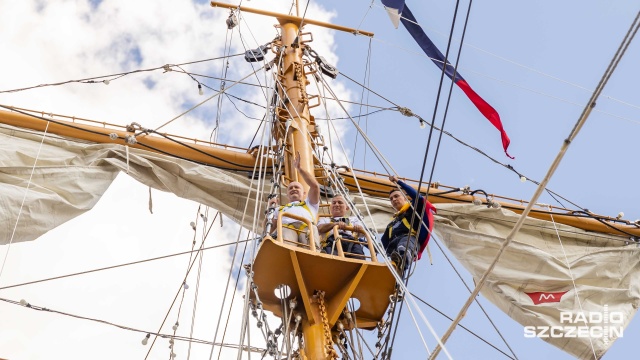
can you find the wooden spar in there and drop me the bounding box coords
[0,108,269,171]
[210,1,374,38]
[339,171,640,238]
[0,106,635,238]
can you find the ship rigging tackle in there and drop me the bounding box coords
[221,3,407,359]
[2,1,640,360]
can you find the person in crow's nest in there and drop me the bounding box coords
[381,175,436,275]
[267,152,320,251]
[317,194,366,258]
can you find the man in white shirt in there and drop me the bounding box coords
[267,152,320,251]
[317,194,366,259]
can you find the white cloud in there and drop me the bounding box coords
[0,1,356,359]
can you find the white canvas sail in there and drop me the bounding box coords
[0,124,395,244]
[6,122,640,359]
[434,203,640,359]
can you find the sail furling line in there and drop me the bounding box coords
[548,210,598,359]
[0,121,50,284]
[430,10,640,359]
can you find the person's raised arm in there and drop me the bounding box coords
[389,175,418,200]
[294,152,320,205]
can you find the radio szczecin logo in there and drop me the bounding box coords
[524,305,624,343]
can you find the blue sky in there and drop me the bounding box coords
[331,1,640,359]
[1,1,639,359]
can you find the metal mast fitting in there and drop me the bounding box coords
[210,2,374,38]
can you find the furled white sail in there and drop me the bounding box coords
[0,125,395,245]
[434,203,640,359]
[8,122,640,359]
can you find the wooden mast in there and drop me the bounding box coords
[277,20,315,188]
[209,3,394,360]
[277,9,325,359]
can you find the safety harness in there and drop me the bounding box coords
[386,202,417,239]
[279,200,316,233]
[320,217,356,248]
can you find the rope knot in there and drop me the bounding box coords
[397,106,414,117]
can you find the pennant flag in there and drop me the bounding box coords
[381,0,513,158]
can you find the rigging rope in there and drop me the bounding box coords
[429,9,640,359]
[370,1,640,122]
[0,237,257,291]
[311,56,453,359]
[0,121,50,284]
[386,0,470,353]
[351,37,374,168]
[144,212,221,359]
[208,122,273,360]
[210,16,236,144]
[310,33,521,359]
[362,29,640,126]
[151,63,268,133]
[187,209,208,359]
[0,297,266,351]
[0,54,244,94]
[409,292,517,360]
[314,74,638,237]
[548,211,598,359]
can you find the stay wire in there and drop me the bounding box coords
[315,74,396,176]
[187,210,209,359]
[0,237,257,291]
[351,38,374,168]
[217,118,273,360]
[384,1,516,358]
[172,69,397,113]
[211,19,236,143]
[314,70,451,359]
[0,54,244,94]
[430,234,521,359]
[368,3,640,121]
[409,292,516,360]
[204,105,275,360]
[224,93,265,121]
[293,0,311,44]
[215,232,253,360]
[0,121,50,284]
[430,10,640,358]
[414,4,518,358]
[144,212,221,359]
[342,66,631,237]
[387,0,466,355]
[234,127,274,360]
[182,206,204,358]
[548,212,598,359]
[310,72,406,356]
[355,0,376,32]
[150,63,267,133]
[0,297,267,350]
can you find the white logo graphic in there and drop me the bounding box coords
[524,305,624,343]
[538,293,556,301]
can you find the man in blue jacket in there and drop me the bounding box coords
[381,175,435,275]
